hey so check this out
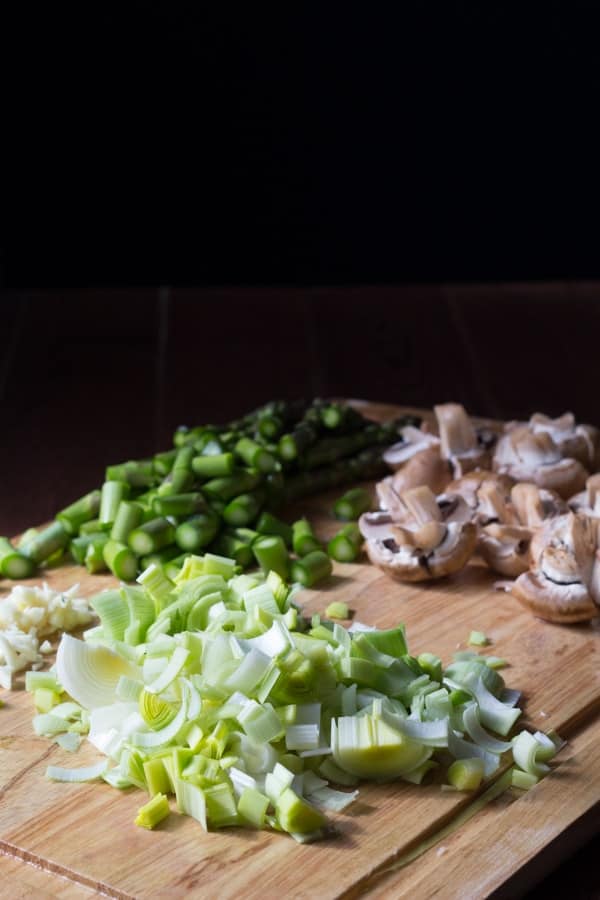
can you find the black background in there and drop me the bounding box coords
[3,3,600,287]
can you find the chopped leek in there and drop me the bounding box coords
[25,559,558,845]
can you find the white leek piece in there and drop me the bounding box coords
[46,760,109,782]
[56,635,139,710]
[462,704,513,755]
[512,731,551,778]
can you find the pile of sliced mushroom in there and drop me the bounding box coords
[363,404,600,624]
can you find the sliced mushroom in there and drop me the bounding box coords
[510,483,567,528]
[529,412,600,469]
[382,426,441,469]
[478,523,532,577]
[376,442,452,514]
[361,485,477,582]
[444,471,516,525]
[434,403,491,477]
[510,512,599,623]
[493,426,588,499]
[510,571,597,624]
[569,474,600,516]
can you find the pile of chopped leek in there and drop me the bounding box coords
[29,555,562,841]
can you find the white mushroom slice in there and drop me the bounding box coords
[569,474,600,517]
[401,485,442,525]
[358,511,396,542]
[382,426,440,468]
[529,513,596,581]
[493,428,588,500]
[530,412,599,468]
[511,571,597,624]
[375,478,406,517]
[539,546,581,585]
[511,483,567,527]
[478,524,532,577]
[383,445,453,498]
[364,521,476,583]
[444,472,515,525]
[434,403,490,476]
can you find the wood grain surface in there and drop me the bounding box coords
[2,402,600,899]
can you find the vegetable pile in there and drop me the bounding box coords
[30,553,562,841]
[0,400,413,584]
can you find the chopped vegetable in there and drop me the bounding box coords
[468,631,490,647]
[325,602,349,620]
[333,488,372,521]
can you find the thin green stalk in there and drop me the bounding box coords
[85,533,110,573]
[21,522,69,565]
[105,460,155,488]
[235,437,278,473]
[292,519,321,557]
[152,492,206,518]
[191,453,235,479]
[110,501,145,543]
[175,512,220,551]
[222,491,264,526]
[252,535,290,580]
[327,524,363,562]
[128,518,176,557]
[103,539,139,581]
[0,537,35,579]
[255,511,293,547]
[291,551,333,588]
[333,487,372,521]
[100,480,130,525]
[202,470,261,502]
[56,490,101,535]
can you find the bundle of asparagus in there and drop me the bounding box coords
[0,399,419,584]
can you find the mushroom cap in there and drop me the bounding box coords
[493,429,588,500]
[510,570,597,623]
[444,471,516,525]
[529,412,599,468]
[364,521,477,583]
[382,427,441,469]
[568,474,600,516]
[529,512,597,579]
[434,403,491,477]
[478,523,532,577]
[510,483,568,527]
[382,445,452,498]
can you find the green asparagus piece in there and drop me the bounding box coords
[277,423,318,461]
[191,453,235,479]
[110,501,145,543]
[56,490,101,535]
[128,518,176,557]
[152,492,206,518]
[211,533,254,569]
[327,524,363,562]
[301,425,384,470]
[235,437,278,474]
[256,414,284,441]
[99,480,130,526]
[291,519,321,557]
[21,522,69,565]
[202,470,261,502]
[333,487,372,521]
[175,512,220,551]
[153,449,177,477]
[252,535,290,580]
[0,537,36,579]
[79,518,110,535]
[103,539,139,581]
[291,551,333,588]
[69,533,106,566]
[255,511,293,548]
[84,533,110,573]
[105,460,155,488]
[139,546,181,570]
[222,492,264,526]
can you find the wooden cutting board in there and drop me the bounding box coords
[2,402,600,900]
